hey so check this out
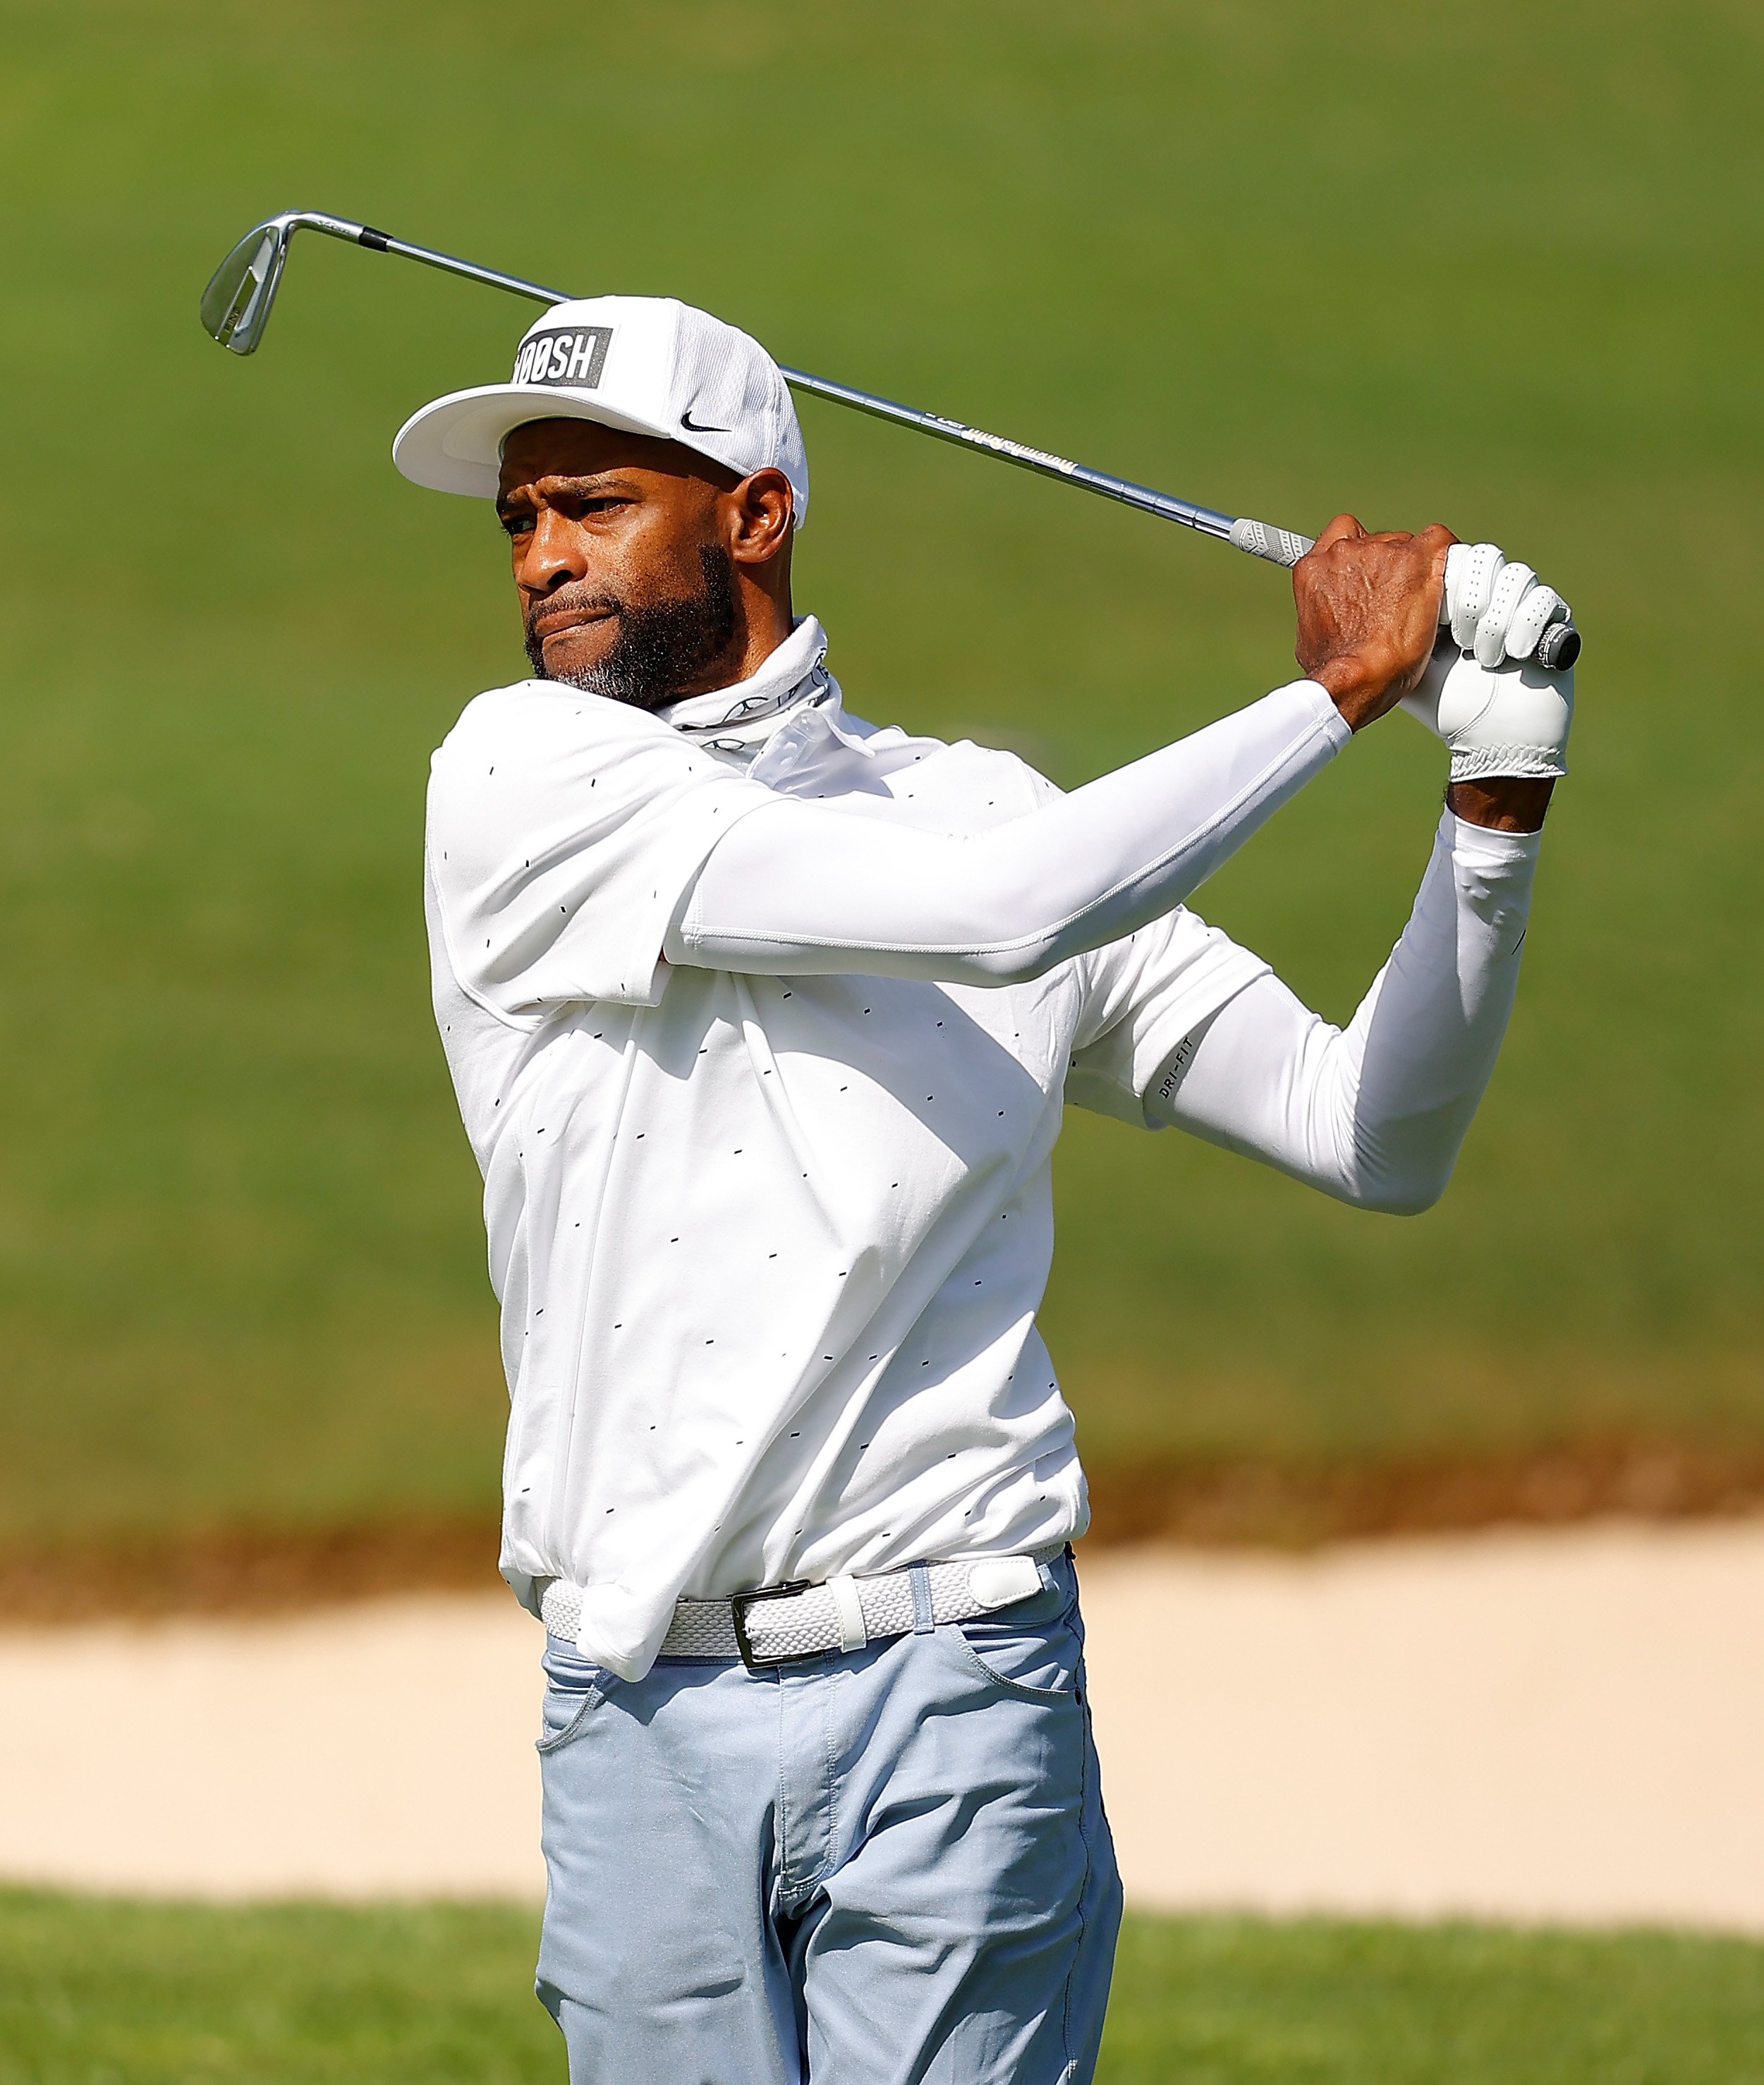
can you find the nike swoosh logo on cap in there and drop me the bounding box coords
[680,409,731,433]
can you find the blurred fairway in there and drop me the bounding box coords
[4,1891,1763,2084]
[0,0,1760,1546]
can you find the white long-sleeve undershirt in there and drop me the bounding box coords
[666,679,1349,985]
[664,674,1538,1219]
[1148,810,1541,1214]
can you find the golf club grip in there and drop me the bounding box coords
[1229,516,1583,669]
[1229,517,1314,567]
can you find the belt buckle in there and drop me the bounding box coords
[729,1578,815,1672]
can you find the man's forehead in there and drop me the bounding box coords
[498,417,719,496]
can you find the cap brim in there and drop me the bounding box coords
[392,384,679,498]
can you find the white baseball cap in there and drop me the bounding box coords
[393,295,808,525]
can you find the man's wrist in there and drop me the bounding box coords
[1447,777,1555,833]
[1306,652,1400,732]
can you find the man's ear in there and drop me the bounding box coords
[729,468,795,566]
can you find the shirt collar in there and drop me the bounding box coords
[655,616,833,759]
[655,613,942,794]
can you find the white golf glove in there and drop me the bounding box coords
[1401,645,1573,782]
[1399,542,1574,781]
[1440,540,1571,669]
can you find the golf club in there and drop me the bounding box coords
[201,209,1581,670]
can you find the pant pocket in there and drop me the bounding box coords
[537,1636,614,1751]
[951,1579,1084,1700]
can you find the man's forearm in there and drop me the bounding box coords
[1148,809,1540,1212]
[667,681,1349,985]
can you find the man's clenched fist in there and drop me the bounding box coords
[1293,514,1455,731]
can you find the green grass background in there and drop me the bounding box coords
[5,1892,1763,2085]
[0,0,1759,1543]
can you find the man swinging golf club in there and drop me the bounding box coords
[399,294,1572,2083]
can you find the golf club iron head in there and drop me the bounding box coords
[200,218,293,354]
[201,211,406,355]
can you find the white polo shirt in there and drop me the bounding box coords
[425,620,1282,1679]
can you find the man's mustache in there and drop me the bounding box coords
[523,584,623,650]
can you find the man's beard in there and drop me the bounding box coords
[525,546,740,710]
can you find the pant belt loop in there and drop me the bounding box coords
[908,1562,935,1634]
[827,1573,868,1653]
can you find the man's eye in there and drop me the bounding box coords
[501,513,535,537]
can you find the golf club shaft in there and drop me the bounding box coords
[218,213,1580,663]
[770,365,1241,542]
[275,215,1243,545]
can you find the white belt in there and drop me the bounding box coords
[540,1550,1059,1670]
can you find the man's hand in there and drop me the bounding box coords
[1293,513,1456,731]
[1401,640,1573,834]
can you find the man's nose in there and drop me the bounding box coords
[516,505,588,593]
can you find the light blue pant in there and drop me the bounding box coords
[535,1550,1121,2084]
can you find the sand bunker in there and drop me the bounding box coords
[3,1520,1760,1928]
